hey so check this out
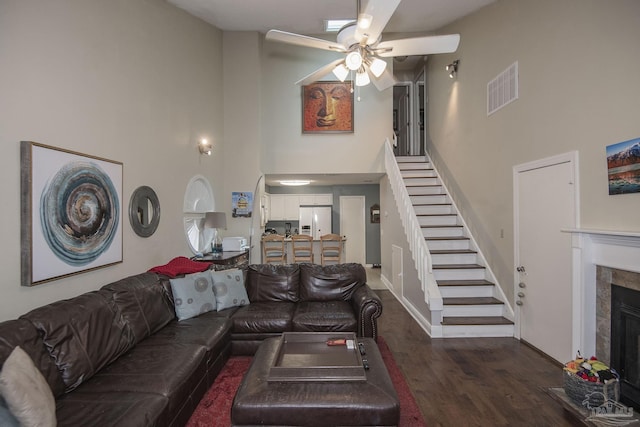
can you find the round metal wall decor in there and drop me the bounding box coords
[129,186,161,237]
[40,161,120,266]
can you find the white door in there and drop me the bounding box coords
[515,153,577,363]
[339,196,366,265]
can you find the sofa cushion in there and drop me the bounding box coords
[231,302,295,334]
[169,271,218,321]
[0,319,65,398]
[55,391,168,427]
[299,263,366,302]
[0,346,56,427]
[246,264,300,302]
[76,342,207,424]
[101,273,175,342]
[21,290,135,392]
[292,301,357,332]
[0,397,18,427]
[212,269,249,311]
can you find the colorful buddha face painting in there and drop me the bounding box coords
[302,82,353,133]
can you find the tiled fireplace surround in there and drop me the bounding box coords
[570,229,640,359]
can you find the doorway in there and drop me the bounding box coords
[339,196,366,265]
[514,152,578,363]
[392,84,411,156]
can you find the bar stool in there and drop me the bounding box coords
[291,234,314,263]
[262,234,286,264]
[320,233,342,265]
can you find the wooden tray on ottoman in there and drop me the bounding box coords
[268,332,365,382]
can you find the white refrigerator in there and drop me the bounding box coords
[299,206,332,240]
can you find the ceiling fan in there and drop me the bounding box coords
[265,0,460,91]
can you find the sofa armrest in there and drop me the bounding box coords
[350,285,382,340]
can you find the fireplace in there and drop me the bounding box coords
[596,266,640,409]
[611,284,640,408]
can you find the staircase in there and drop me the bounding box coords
[396,155,514,338]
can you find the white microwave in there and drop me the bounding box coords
[222,237,248,252]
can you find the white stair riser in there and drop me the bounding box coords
[396,156,426,162]
[422,227,464,238]
[407,186,445,196]
[434,268,486,281]
[426,239,471,251]
[411,195,449,204]
[442,324,514,338]
[442,304,504,317]
[418,215,458,226]
[401,170,436,178]
[404,178,439,186]
[398,162,429,169]
[439,285,494,298]
[431,252,478,265]
[414,205,453,215]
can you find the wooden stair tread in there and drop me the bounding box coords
[443,297,503,305]
[433,263,485,269]
[425,236,470,241]
[417,213,457,217]
[412,203,452,206]
[420,224,463,228]
[430,249,477,254]
[442,316,514,326]
[437,279,494,286]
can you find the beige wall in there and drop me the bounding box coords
[0,0,224,321]
[427,0,640,303]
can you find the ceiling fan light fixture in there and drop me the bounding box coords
[357,13,373,30]
[345,51,363,71]
[355,68,370,87]
[332,63,350,82]
[368,57,387,78]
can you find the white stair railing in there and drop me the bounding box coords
[384,139,443,311]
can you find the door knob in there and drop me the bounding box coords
[517,292,525,298]
[518,282,526,288]
[516,300,524,306]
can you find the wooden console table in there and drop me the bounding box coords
[192,250,249,270]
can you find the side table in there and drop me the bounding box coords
[192,250,249,270]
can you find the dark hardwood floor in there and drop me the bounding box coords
[375,290,584,427]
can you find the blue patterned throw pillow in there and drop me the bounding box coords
[211,269,249,311]
[169,271,217,321]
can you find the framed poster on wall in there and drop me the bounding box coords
[20,141,123,286]
[302,81,354,133]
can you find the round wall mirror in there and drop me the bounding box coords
[129,186,161,237]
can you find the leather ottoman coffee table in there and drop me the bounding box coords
[231,333,400,427]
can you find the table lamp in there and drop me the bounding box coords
[204,211,226,253]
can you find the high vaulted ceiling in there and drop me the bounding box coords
[167,0,494,35]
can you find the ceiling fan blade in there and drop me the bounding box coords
[266,30,346,52]
[355,0,401,44]
[370,67,397,91]
[295,59,346,86]
[376,34,461,57]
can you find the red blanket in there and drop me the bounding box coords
[148,256,211,278]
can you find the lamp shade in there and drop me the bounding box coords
[204,211,226,229]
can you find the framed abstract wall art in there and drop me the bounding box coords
[606,137,640,195]
[302,81,354,133]
[20,141,123,286]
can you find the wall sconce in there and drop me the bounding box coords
[446,60,459,79]
[198,138,212,156]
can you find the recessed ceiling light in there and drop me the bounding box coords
[324,19,355,33]
[280,180,311,186]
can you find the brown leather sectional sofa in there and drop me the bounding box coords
[0,262,382,427]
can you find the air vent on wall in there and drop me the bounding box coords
[487,61,518,116]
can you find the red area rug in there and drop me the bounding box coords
[187,337,425,427]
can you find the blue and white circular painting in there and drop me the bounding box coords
[39,161,120,266]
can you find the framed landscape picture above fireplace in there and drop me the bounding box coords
[606,137,640,195]
[302,81,353,134]
[20,141,123,286]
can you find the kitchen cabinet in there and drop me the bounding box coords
[298,194,333,206]
[269,194,300,220]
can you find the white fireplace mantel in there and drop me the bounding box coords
[564,228,640,357]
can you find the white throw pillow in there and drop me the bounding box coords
[0,346,56,427]
[211,269,249,311]
[170,271,218,321]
